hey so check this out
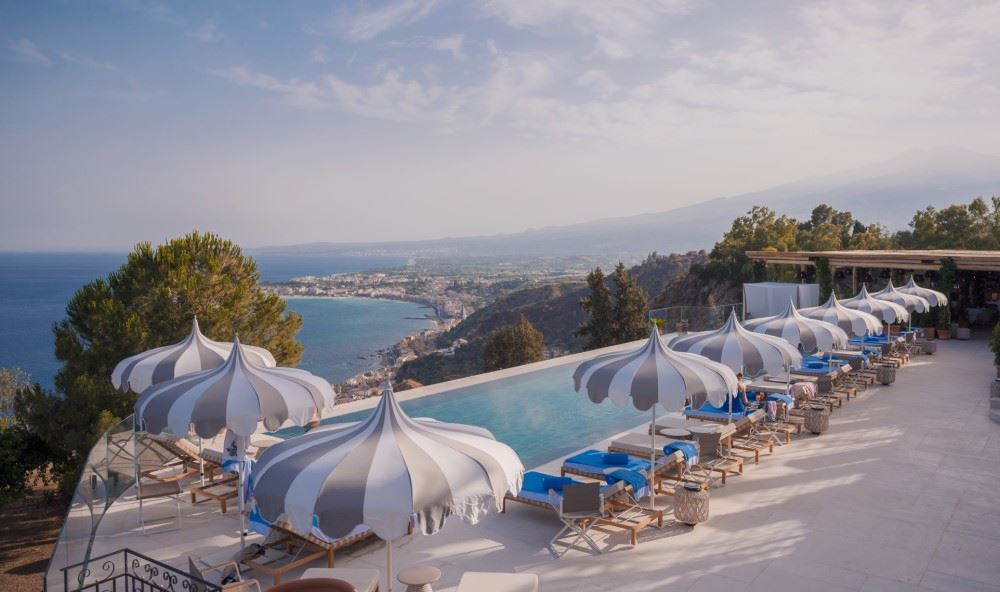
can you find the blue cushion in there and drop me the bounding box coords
[603,452,630,466]
[542,476,575,493]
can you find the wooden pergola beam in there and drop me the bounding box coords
[746,249,1000,272]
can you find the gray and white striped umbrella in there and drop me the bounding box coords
[841,284,909,324]
[668,311,802,375]
[898,275,949,307]
[251,381,523,542]
[742,300,849,352]
[112,317,276,393]
[799,294,883,337]
[870,280,930,313]
[573,326,735,411]
[135,337,333,439]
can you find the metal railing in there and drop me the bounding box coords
[44,415,174,591]
[61,548,220,592]
[648,303,742,333]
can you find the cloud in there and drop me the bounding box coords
[310,45,329,64]
[186,20,223,42]
[9,39,51,65]
[212,54,552,126]
[431,34,465,59]
[58,51,119,72]
[306,0,443,41]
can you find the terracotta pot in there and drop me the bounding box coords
[937,329,951,340]
[923,327,936,339]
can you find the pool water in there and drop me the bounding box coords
[278,363,649,469]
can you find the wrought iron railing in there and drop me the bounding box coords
[648,303,742,334]
[61,548,220,592]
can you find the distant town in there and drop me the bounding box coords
[261,256,610,401]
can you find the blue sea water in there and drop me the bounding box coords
[0,252,427,389]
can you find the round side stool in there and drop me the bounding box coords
[397,565,441,592]
[660,427,692,440]
[876,366,896,385]
[803,405,830,435]
[673,482,710,525]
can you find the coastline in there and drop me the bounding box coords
[279,294,449,397]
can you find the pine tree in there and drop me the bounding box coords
[612,262,649,343]
[576,267,616,350]
[483,315,544,371]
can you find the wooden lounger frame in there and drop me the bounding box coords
[558,451,685,493]
[241,522,375,585]
[190,474,239,513]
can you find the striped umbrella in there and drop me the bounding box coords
[870,280,930,313]
[573,326,736,505]
[112,317,276,393]
[668,311,802,376]
[136,338,334,545]
[742,300,849,352]
[799,294,883,337]
[898,275,948,307]
[251,381,523,591]
[841,284,909,325]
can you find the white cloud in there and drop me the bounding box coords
[58,51,119,72]
[186,20,223,42]
[310,44,329,64]
[431,34,465,60]
[9,38,51,65]
[307,0,443,41]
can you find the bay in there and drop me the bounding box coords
[0,252,427,389]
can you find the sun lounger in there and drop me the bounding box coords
[145,433,221,482]
[457,572,538,592]
[502,471,662,546]
[190,474,240,513]
[241,521,375,585]
[188,554,262,592]
[560,449,680,492]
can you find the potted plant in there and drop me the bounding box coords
[937,308,951,340]
[991,322,1000,379]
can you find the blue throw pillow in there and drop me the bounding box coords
[542,476,574,493]
[603,452,630,466]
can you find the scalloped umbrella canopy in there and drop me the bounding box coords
[870,280,930,313]
[112,317,277,393]
[135,337,333,439]
[799,293,884,337]
[573,326,735,411]
[669,311,802,375]
[898,275,949,307]
[743,300,850,352]
[841,284,910,324]
[251,381,523,542]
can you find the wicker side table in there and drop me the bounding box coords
[877,366,896,385]
[921,340,937,355]
[673,483,709,525]
[991,380,1000,399]
[803,405,830,435]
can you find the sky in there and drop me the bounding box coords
[2,0,1000,251]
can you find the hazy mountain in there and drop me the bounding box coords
[255,147,1000,259]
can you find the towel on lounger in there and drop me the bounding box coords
[663,442,699,469]
[605,468,646,495]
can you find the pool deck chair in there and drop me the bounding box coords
[190,473,239,513]
[549,480,613,557]
[503,472,662,548]
[241,522,375,586]
[560,449,684,492]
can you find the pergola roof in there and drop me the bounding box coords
[746,249,1000,272]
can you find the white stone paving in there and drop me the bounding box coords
[83,337,1000,591]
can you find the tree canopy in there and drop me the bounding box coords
[15,231,304,494]
[576,267,616,350]
[483,315,544,371]
[612,262,649,343]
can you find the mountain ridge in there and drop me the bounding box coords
[253,147,1000,259]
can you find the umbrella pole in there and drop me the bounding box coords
[198,437,205,487]
[649,406,656,510]
[386,539,393,592]
[238,463,246,548]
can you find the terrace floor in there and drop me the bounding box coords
[79,337,1000,592]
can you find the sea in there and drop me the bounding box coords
[0,252,435,390]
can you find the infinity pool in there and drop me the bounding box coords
[279,362,649,468]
